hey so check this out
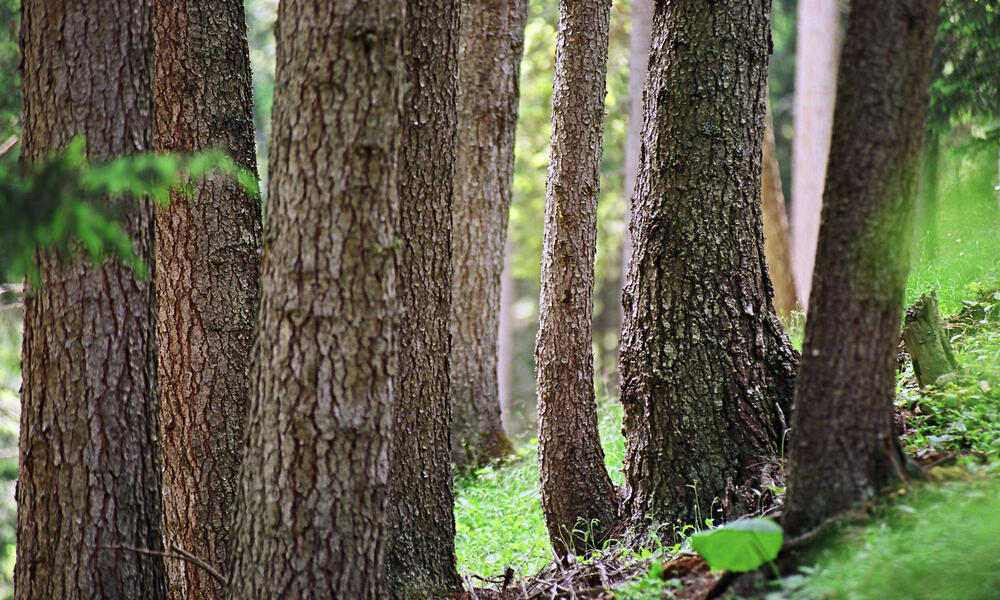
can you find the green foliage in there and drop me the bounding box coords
[901,316,1000,460]
[615,561,682,600]
[775,475,1000,600]
[0,0,18,143]
[0,136,258,283]
[907,145,1000,314]
[928,0,1000,141]
[690,518,783,573]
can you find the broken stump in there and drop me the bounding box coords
[902,293,958,387]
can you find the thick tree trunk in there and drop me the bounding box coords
[536,0,619,558]
[783,0,939,537]
[152,3,261,598]
[386,0,461,596]
[762,103,799,316]
[225,2,403,598]
[791,0,839,307]
[619,0,798,534]
[620,0,652,279]
[451,0,527,470]
[16,2,167,599]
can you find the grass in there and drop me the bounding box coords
[774,472,1000,600]
[453,398,626,578]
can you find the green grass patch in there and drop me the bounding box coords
[777,473,1000,600]
[454,398,625,577]
[906,146,1000,314]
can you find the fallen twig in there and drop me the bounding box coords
[96,543,226,585]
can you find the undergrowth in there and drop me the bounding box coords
[453,399,625,578]
[773,471,1000,600]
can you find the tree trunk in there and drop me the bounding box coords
[225,2,402,598]
[16,2,167,599]
[536,0,619,558]
[619,0,798,534]
[783,0,939,537]
[451,0,528,470]
[498,240,516,431]
[620,0,652,280]
[386,0,461,597]
[791,0,839,307]
[762,103,799,316]
[152,3,261,598]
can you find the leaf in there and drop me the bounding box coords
[690,518,783,572]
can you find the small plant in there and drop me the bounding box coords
[615,561,681,600]
[690,517,783,573]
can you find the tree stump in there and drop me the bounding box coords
[903,293,958,387]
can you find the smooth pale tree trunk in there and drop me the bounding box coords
[619,0,798,534]
[386,0,461,596]
[451,0,528,470]
[783,0,939,537]
[791,0,839,307]
[152,3,261,598]
[620,0,652,278]
[16,2,167,599]
[536,0,619,558]
[225,2,403,597]
[762,103,799,316]
[498,240,516,430]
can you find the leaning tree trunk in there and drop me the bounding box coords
[619,0,798,534]
[791,0,839,307]
[783,0,940,537]
[16,2,167,599]
[386,0,461,596]
[225,2,403,598]
[152,2,261,598]
[536,0,619,558]
[451,0,528,470]
[762,103,799,317]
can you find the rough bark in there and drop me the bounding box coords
[903,293,957,388]
[386,0,461,596]
[762,103,799,316]
[536,0,619,558]
[16,1,167,599]
[619,0,798,534]
[783,0,939,537]
[451,0,528,469]
[152,2,261,598]
[791,0,839,307]
[225,2,403,598]
[620,0,652,278]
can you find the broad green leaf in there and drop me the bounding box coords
[690,517,783,572]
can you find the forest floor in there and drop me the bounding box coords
[454,282,1000,600]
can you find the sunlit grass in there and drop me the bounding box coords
[779,473,1000,600]
[454,398,625,578]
